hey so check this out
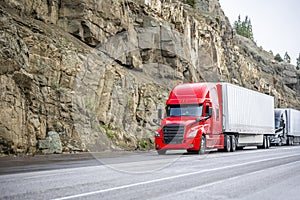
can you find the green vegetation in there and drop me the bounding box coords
[101,124,115,139]
[274,53,283,62]
[284,52,291,63]
[138,140,149,149]
[183,0,196,8]
[233,15,254,40]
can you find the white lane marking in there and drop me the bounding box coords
[153,160,300,199]
[2,146,299,180]
[52,153,300,200]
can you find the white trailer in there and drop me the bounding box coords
[221,83,275,148]
[271,108,300,145]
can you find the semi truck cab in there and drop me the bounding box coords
[154,83,223,155]
[271,109,287,145]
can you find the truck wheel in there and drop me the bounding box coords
[266,136,270,149]
[157,149,166,155]
[199,136,206,155]
[224,135,231,152]
[230,135,236,152]
[262,136,267,149]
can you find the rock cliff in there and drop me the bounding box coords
[0,0,299,154]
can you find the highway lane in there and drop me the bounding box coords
[0,146,300,200]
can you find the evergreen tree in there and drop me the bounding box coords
[296,53,300,70]
[274,53,283,62]
[284,52,291,63]
[233,15,254,40]
[269,50,273,56]
[247,19,254,40]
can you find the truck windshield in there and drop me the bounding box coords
[274,116,280,129]
[166,104,203,117]
[274,112,281,129]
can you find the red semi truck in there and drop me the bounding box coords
[154,83,275,155]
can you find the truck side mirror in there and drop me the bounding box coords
[208,107,213,117]
[158,108,163,120]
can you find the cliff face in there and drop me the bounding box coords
[0,0,299,154]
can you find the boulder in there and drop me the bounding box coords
[38,131,62,154]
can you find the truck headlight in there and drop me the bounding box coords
[187,130,198,138]
[155,131,160,137]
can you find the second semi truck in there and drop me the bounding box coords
[271,108,300,146]
[154,82,275,155]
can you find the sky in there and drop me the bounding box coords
[218,0,300,65]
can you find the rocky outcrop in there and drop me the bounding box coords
[38,131,62,154]
[0,0,299,155]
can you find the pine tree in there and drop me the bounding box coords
[284,52,291,63]
[247,19,254,40]
[296,53,300,70]
[274,53,283,62]
[233,15,254,40]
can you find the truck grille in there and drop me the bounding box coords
[162,124,185,144]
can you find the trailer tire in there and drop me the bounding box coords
[230,135,236,152]
[266,136,270,149]
[263,136,267,149]
[224,135,231,152]
[157,149,167,155]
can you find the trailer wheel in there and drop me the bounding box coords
[157,149,167,155]
[230,135,236,152]
[224,135,231,152]
[199,136,206,155]
[258,135,267,149]
[266,136,270,149]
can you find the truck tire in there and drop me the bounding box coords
[266,136,270,149]
[260,135,267,149]
[287,137,294,146]
[224,135,231,152]
[199,136,206,155]
[230,135,236,152]
[157,149,167,155]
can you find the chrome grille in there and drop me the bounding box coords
[162,124,185,144]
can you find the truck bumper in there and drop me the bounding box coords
[155,137,200,151]
[270,136,280,144]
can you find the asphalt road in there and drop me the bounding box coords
[1,146,300,200]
